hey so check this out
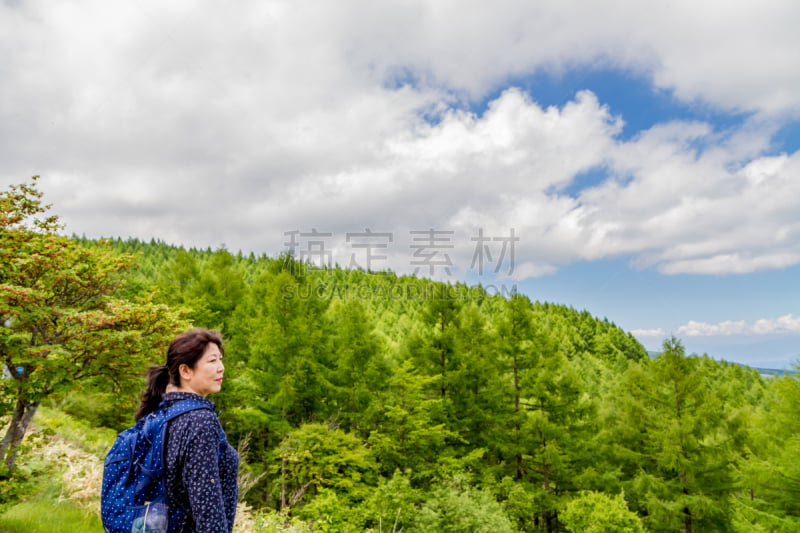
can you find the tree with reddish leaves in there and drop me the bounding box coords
[0,177,187,470]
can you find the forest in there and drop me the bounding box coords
[2,178,800,532]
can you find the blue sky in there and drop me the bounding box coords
[477,69,747,141]
[1,1,798,369]
[473,69,800,367]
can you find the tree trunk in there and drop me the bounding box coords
[440,346,447,399]
[439,320,447,399]
[543,461,550,492]
[513,353,523,480]
[543,457,552,532]
[0,396,41,470]
[680,471,692,533]
[280,456,287,510]
[542,505,553,531]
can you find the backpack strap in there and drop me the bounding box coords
[132,400,215,499]
[157,398,215,456]
[163,398,228,444]
[161,398,212,421]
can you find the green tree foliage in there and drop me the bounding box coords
[272,422,376,510]
[7,201,786,531]
[412,472,517,533]
[561,491,645,533]
[0,178,186,470]
[367,360,456,482]
[491,296,598,531]
[734,372,800,530]
[149,247,246,331]
[351,471,424,532]
[326,299,388,433]
[410,283,463,401]
[608,337,745,533]
[224,257,333,457]
[447,302,504,454]
[493,293,535,482]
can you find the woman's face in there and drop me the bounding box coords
[179,342,225,397]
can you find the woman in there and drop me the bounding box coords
[135,328,239,532]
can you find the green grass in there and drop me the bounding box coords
[0,406,278,532]
[0,406,112,533]
[33,405,117,458]
[0,482,103,533]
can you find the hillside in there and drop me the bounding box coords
[2,235,798,531]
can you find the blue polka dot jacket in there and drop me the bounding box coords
[162,392,239,532]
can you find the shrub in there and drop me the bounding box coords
[561,491,644,533]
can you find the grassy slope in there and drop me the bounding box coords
[0,407,109,532]
[0,406,279,533]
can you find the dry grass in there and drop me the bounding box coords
[6,410,317,533]
[234,501,262,532]
[38,431,104,510]
[29,422,261,531]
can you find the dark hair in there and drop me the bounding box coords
[134,328,224,420]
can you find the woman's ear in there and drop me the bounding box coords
[178,363,193,382]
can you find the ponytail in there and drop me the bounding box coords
[134,365,171,421]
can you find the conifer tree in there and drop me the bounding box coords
[328,299,388,433]
[608,337,743,532]
[225,257,332,454]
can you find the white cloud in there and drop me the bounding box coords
[338,0,800,115]
[630,328,667,338]
[753,315,800,335]
[575,139,800,275]
[678,314,800,337]
[1,1,800,280]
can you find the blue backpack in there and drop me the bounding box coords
[101,399,210,533]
